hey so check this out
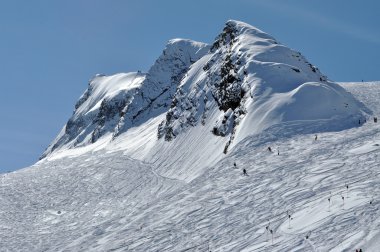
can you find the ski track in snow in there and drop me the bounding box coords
[1,82,380,251]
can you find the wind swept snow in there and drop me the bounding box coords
[1,82,379,251]
[1,19,379,251]
[42,20,368,182]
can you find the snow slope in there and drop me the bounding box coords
[41,72,146,157]
[42,39,209,159]
[1,20,377,251]
[1,82,379,252]
[41,20,368,182]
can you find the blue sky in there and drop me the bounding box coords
[0,0,379,172]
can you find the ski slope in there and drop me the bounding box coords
[1,82,380,251]
[40,20,367,183]
[0,19,377,251]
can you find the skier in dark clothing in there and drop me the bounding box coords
[267,147,272,152]
[315,134,318,141]
[234,162,237,168]
[243,168,247,176]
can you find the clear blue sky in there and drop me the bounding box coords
[1,0,379,172]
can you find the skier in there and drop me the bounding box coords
[277,148,279,155]
[243,168,247,176]
[374,117,378,123]
[234,162,237,168]
[305,232,310,239]
[267,147,272,152]
[315,134,318,141]
[270,229,274,243]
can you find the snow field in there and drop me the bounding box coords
[2,82,379,251]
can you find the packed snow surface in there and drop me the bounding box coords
[1,82,379,251]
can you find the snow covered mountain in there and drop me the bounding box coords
[41,39,209,159]
[41,20,367,182]
[1,20,378,251]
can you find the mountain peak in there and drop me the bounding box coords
[211,20,277,52]
[41,38,210,158]
[42,20,367,179]
[158,20,365,155]
[225,19,267,35]
[167,38,207,47]
[162,38,210,62]
[225,20,273,36]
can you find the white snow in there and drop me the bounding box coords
[42,38,210,159]
[79,73,145,115]
[1,19,379,251]
[1,81,379,251]
[41,21,368,183]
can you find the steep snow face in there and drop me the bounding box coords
[41,72,146,158]
[159,20,367,153]
[113,39,210,136]
[42,39,209,158]
[42,20,368,181]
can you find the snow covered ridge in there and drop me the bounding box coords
[3,20,378,251]
[42,20,369,160]
[41,39,209,158]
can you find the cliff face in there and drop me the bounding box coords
[41,72,146,158]
[113,39,210,137]
[156,20,363,154]
[41,39,209,158]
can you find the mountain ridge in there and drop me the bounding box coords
[41,20,368,182]
[1,20,379,252]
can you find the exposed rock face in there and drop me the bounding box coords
[113,39,210,137]
[41,73,145,158]
[155,20,360,154]
[42,20,366,160]
[41,40,209,158]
